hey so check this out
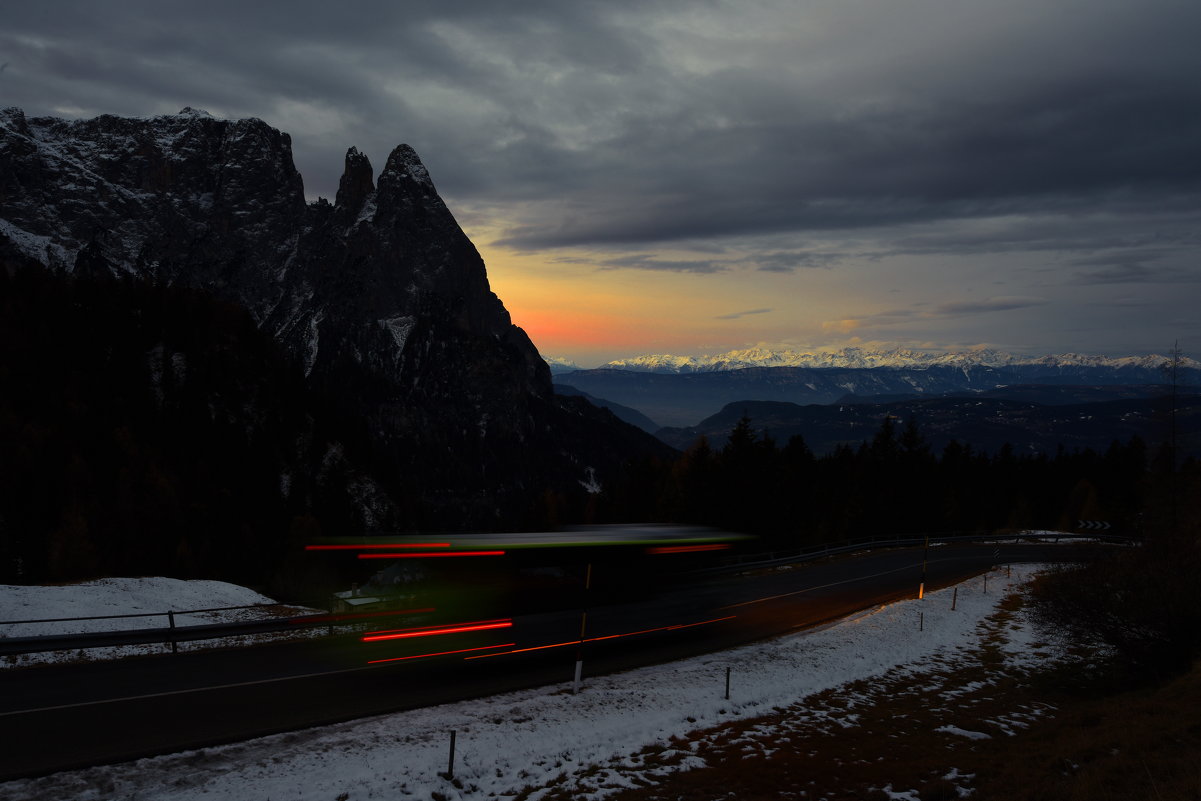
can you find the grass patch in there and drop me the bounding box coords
[521,575,1201,800]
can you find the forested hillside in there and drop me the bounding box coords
[0,265,395,591]
[596,414,1185,545]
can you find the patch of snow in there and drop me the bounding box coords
[0,578,318,669]
[379,315,415,354]
[935,725,991,740]
[0,578,275,636]
[0,568,1050,800]
[354,193,377,226]
[303,310,324,376]
[579,466,602,494]
[0,217,71,266]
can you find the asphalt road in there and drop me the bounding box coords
[0,541,1105,781]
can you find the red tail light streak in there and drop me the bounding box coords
[367,643,517,664]
[304,543,452,550]
[362,618,513,642]
[357,551,506,559]
[646,544,732,555]
[463,615,736,660]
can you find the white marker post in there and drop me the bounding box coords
[573,562,592,695]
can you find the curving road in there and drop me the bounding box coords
[0,541,1105,781]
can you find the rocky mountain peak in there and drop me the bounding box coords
[375,143,441,215]
[1,107,29,136]
[381,143,433,188]
[334,146,375,217]
[2,108,664,530]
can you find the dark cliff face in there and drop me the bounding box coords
[0,107,650,533]
[0,106,546,391]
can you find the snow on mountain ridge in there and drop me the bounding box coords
[598,348,1194,373]
[543,355,584,374]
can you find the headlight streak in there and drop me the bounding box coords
[361,619,513,642]
[462,615,737,660]
[293,607,435,625]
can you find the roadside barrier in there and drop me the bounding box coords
[0,531,1131,658]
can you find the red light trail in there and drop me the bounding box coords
[357,551,506,559]
[646,544,732,555]
[304,543,451,550]
[362,619,513,642]
[367,643,517,664]
[464,615,736,660]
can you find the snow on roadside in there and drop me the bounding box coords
[2,566,1052,801]
[0,577,313,669]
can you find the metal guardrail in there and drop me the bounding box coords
[1,532,1133,658]
[692,530,1135,576]
[0,606,425,658]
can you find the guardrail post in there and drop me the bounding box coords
[167,610,179,654]
[443,730,457,780]
[725,666,731,700]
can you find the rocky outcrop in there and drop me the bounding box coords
[0,107,657,530]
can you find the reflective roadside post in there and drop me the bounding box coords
[573,562,592,695]
[919,535,929,599]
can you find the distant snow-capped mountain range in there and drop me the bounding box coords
[545,347,1194,375]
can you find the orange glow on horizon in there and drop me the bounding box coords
[508,307,664,351]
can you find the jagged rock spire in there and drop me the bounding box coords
[335,146,374,215]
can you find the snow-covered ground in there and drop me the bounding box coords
[1,566,1060,801]
[0,577,316,669]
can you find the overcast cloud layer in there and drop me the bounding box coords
[2,0,1199,360]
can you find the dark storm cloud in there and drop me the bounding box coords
[715,308,773,320]
[835,296,1048,335]
[2,0,1199,265]
[934,297,1048,316]
[1068,250,1196,285]
[750,251,844,273]
[593,254,728,274]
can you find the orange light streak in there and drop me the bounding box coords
[367,643,517,664]
[357,550,506,559]
[646,544,732,555]
[362,619,513,642]
[305,543,451,550]
[464,615,736,660]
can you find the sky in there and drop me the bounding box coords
[2,0,1199,367]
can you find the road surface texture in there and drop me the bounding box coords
[0,541,1103,780]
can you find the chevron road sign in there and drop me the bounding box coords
[1077,520,1112,531]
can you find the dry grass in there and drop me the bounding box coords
[519,582,1201,801]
